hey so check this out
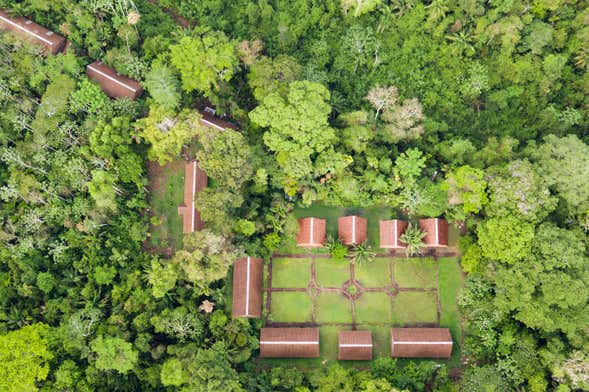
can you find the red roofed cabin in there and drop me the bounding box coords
[391,328,453,359]
[338,215,367,245]
[418,218,448,247]
[0,10,66,55]
[379,219,407,249]
[232,257,263,318]
[297,217,326,248]
[338,330,373,360]
[86,61,143,100]
[200,109,239,131]
[259,328,320,358]
[177,160,207,233]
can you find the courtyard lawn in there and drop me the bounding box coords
[360,325,391,358]
[271,258,312,288]
[354,258,391,288]
[392,291,438,325]
[145,160,186,256]
[438,257,464,368]
[315,259,351,287]
[319,326,341,360]
[315,292,353,324]
[354,292,393,324]
[394,258,438,288]
[269,292,313,322]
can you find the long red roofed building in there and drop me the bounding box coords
[259,328,320,358]
[86,61,143,100]
[338,330,373,360]
[232,257,263,318]
[391,328,453,358]
[177,160,207,233]
[0,10,66,55]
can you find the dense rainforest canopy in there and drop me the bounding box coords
[0,0,588,391]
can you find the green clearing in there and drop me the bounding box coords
[269,292,313,322]
[271,258,312,288]
[315,259,351,287]
[354,292,393,324]
[392,291,438,325]
[354,258,391,287]
[439,257,464,367]
[315,292,353,323]
[394,258,438,288]
[146,161,185,254]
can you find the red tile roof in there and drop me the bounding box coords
[86,61,143,100]
[418,218,449,247]
[379,219,408,249]
[297,217,326,247]
[0,10,66,55]
[232,257,263,318]
[338,215,367,245]
[177,160,207,233]
[391,328,453,358]
[338,330,372,360]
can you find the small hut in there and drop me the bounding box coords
[200,110,239,131]
[177,160,207,233]
[0,10,66,55]
[379,219,408,249]
[232,257,263,318]
[297,217,326,248]
[390,328,453,358]
[338,330,372,360]
[338,215,367,245]
[418,218,448,247]
[259,328,320,358]
[86,61,143,100]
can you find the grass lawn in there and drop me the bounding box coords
[438,257,464,368]
[146,160,185,255]
[355,258,391,287]
[394,258,438,288]
[271,258,312,288]
[316,259,351,287]
[359,325,391,358]
[354,292,393,324]
[315,292,353,323]
[392,291,438,325]
[269,292,313,322]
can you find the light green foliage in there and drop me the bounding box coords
[198,127,253,190]
[90,335,138,374]
[533,135,589,215]
[36,272,55,294]
[249,81,345,192]
[161,358,185,386]
[340,0,382,17]
[445,165,488,215]
[233,219,256,236]
[394,148,426,186]
[477,216,534,264]
[461,365,511,392]
[171,229,239,292]
[135,106,201,164]
[247,55,302,101]
[487,160,557,223]
[170,29,238,95]
[553,351,589,391]
[399,223,426,257]
[0,323,52,392]
[87,169,118,211]
[151,306,204,342]
[144,62,181,110]
[147,259,177,298]
[69,78,109,115]
[93,265,117,285]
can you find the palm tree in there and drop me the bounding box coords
[399,223,426,257]
[351,241,376,266]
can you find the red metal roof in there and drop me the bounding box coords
[297,217,326,247]
[391,328,453,358]
[418,218,448,247]
[86,61,143,100]
[338,215,367,245]
[200,111,239,131]
[379,219,408,249]
[232,257,263,318]
[338,330,372,360]
[177,160,207,233]
[260,328,320,358]
[0,10,66,55]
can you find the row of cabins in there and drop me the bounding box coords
[259,327,453,360]
[231,257,453,359]
[298,216,448,248]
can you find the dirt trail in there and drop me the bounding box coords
[145,0,191,28]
